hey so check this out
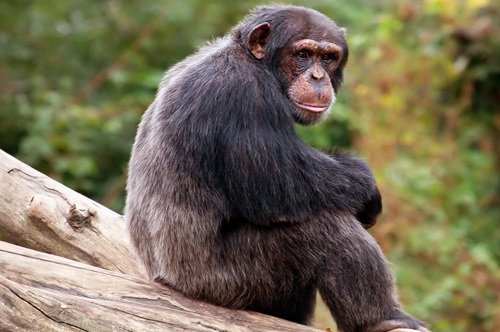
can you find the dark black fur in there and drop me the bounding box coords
[125,5,428,332]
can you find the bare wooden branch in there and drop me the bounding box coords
[0,241,319,332]
[0,149,145,278]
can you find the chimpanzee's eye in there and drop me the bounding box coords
[296,50,310,59]
[322,53,338,62]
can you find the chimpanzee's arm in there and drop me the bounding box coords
[216,72,381,225]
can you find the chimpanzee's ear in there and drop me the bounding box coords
[247,22,271,60]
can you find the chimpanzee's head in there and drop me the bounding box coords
[240,5,348,125]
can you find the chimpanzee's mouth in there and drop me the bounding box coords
[292,99,330,113]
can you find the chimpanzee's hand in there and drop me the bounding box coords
[355,185,382,229]
[331,151,383,229]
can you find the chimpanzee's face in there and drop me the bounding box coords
[281,37,345,125]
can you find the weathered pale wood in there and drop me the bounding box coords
[0,241,319,332]
[0,149,145,278]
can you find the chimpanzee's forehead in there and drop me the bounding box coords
[286,8,344,43]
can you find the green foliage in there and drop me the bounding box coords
[348,2,500,330]
[0,1,498,331]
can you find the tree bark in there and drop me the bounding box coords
[0,149,145,278]
[0,241,319,332]
[0,149,323,331]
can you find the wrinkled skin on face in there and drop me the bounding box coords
[284,38,344,125]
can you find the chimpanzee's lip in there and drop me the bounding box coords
[292,99,330,113]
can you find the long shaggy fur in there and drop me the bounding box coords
[125,5,428,332]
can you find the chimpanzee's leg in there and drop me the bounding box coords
[316,213,430,332]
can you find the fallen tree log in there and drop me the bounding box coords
[0,241,318,332]
[0,149,320,331]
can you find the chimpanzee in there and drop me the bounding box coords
[125,4,429,332]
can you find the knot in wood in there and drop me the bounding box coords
[67,204,96,231]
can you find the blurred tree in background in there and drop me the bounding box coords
[0,0,498,331]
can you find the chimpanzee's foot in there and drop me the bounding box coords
[367,318,430,332]
[388,329,431,332]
